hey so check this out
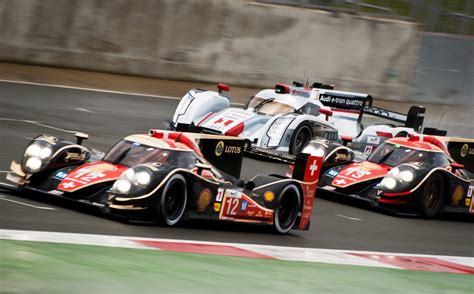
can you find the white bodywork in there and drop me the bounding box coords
[171,84,422,155]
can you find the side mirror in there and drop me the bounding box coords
[319,108,333,121]
[217,83,230,94]
[195,162,212,175]
[340,136,353,146]
[451,162,464,171]
[74,132,89,145]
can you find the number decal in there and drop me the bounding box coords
[345,168,371,179]
[225,197,239,216]
[74,170,106,182]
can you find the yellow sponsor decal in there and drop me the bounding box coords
[197,189,212,212]
[465,198,471,206]
[215,141,224,157]
[460,144,468,157]
[213,202,221,212]
[451,185,464,206]
[263,191,275,202]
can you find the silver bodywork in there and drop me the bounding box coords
[171,84,424,156]
[172,87,339,154]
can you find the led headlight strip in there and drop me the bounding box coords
[267,116,295,147]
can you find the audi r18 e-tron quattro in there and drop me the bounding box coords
[169,82,426,158]
[2,130,323,234]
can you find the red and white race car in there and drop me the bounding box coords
[170,81,426,159]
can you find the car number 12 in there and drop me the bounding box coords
[225,197,239,216]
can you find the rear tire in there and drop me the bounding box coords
[273,184,300,234]
[417,174,443,218]
[155,174,187,226]
[290,124,312,155]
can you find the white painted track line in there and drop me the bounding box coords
[0,194,57,211]
[0,79,246,106]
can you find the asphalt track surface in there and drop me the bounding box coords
[0,81,473,257]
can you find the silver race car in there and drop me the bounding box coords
[170,82,426,158]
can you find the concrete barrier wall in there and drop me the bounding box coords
[410,33,474,107]
[0,0,418,101]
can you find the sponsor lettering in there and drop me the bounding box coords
[364,145,374,155]
[334,153,350,162]
[53,171,68,180]
[326,169,339,177]
[216,188,224,202]
[320,95,364,109]
[240,200,248,211]
[367,136,380,145]
[64,152,85,162]
[224,146,241,154]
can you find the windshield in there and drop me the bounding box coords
[248,96,295,115]
[367,142,432,167]
[103,140,198,168]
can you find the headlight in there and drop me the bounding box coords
[25,157,42,172]
[39,147,52,159]
[267,117,294,147]
[176,93,194,115]
[114,179,132,194]
[136,171,151,186]
[399,170,414,182]
[112,166,153,195]
[25,144,42,157]
[380,166,416,191]
[22,141,54,173]
[380,177,397,189]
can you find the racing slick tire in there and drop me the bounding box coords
[273,184,300,234]
[155,174,187,226]
[290,124,312,156]
[417,174,444,218]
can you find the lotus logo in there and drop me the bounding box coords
[461,144,469,158]
[215,141,224,156]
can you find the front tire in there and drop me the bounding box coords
[290,124,312,155]
[155,174,187,226]
[273,184,300,234]
[417,174,444,218]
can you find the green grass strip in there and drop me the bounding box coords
[1,240,473,293]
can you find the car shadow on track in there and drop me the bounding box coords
[1,188,306,237]
[316,190,474,223]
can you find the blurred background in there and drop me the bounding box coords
[0,0,472,107]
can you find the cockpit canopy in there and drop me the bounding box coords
[368,141,450,167]
[103,139,199,169]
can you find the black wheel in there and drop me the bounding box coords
[417,174,444,218]
[156,174,187,226]
[273,185,300,234]
[290,124,312,155]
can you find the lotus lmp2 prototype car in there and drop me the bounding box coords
[170,82,426,158]
[2,130,323,234]
[314,135,474,217]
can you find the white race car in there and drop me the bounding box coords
[170,82,426,158]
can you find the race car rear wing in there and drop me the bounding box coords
[435,137,474,173]
[149,129,245,179]
[318,90,426,132]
